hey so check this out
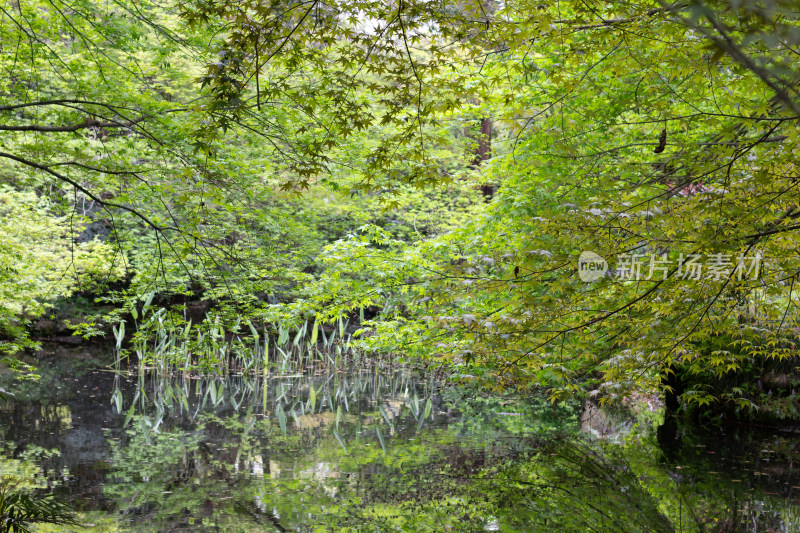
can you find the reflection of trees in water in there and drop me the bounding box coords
[655,420,800,533]
[524,438,675,532]
[4,366,800,531]
[98,370,443,531]
[0,368,120,511]
[330,435,675,532]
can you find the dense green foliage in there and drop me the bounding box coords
[1,0,799,410]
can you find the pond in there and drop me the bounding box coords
[2,344,800,532]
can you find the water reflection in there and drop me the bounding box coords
[1,354,800,532]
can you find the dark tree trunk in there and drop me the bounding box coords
[657,364,683,454]
[474,117,492,164]
[661,365,683,416]
[466,117,495,199]
[464,117,492,166]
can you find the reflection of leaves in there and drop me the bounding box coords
[333,429,348,454]
[376,426,386,454]
[124,404,135,428]
[416,397,433,432]
[277,403,287,437]
[94,371,594,530]
[104,417,271,531]
[379,405,393,431]
[207,380,225,407]
[111,388,123,413]
[502,438,676,533]
[417,398,431,431]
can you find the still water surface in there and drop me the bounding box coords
[2,347,800,532]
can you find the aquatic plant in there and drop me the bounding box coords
[112,302,366,380]
[0,477,78,533]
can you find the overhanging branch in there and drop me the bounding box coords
[0,150,174,233]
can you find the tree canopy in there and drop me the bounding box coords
[2,0,799,404]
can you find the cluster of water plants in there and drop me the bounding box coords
[110,294,367,380]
